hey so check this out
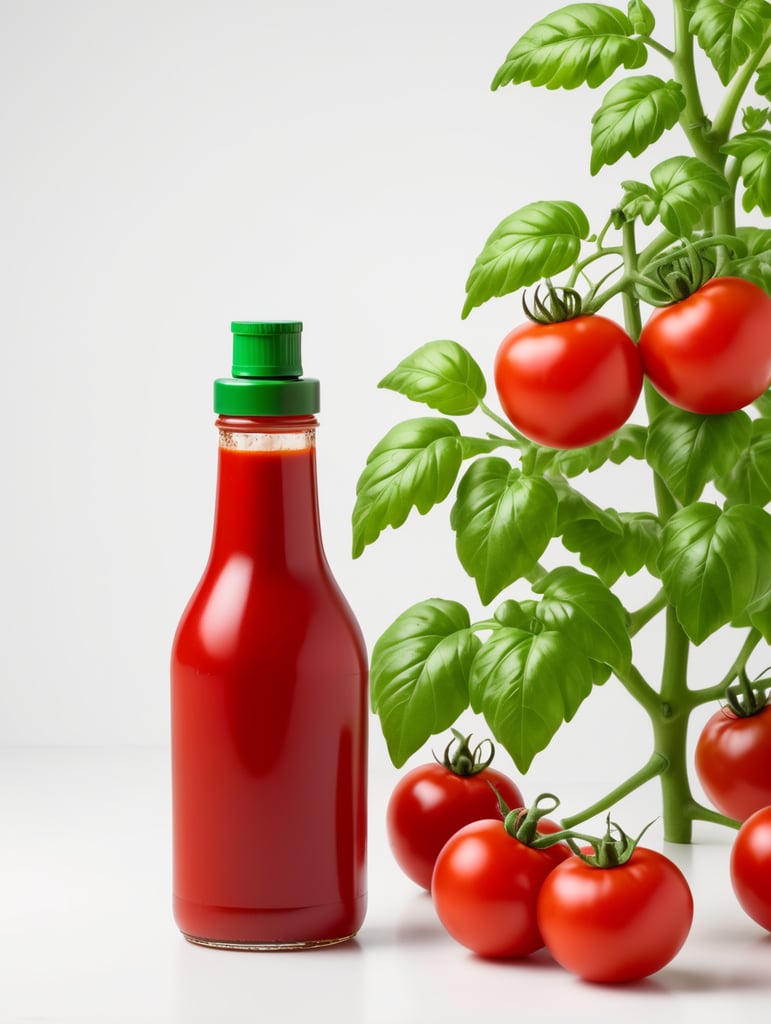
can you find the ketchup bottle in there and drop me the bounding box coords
[171,321,368,949]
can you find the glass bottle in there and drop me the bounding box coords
[171,321,368,949]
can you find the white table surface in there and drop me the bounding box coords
[2,745,770,1024]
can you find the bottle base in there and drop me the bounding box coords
[173,892,366,951]
[182,931,358,952]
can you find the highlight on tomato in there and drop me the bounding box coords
[695,673,771,822]
[537,818,693,984]
[730,806,771,932]
[493,283,643,449]
[638,275,771,415]
[385,730,524,890]
[430,793,571,959]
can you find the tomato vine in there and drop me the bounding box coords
[352,0,771,843]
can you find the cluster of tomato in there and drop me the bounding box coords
[493,276,771,448]
[386,718,771,984]
[696,685,771,936]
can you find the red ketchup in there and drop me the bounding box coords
[171,321,368,949]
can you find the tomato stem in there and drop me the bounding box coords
[560,753,668,830]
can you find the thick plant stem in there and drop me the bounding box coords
[654,609,695,843]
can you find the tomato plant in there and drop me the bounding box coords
[494,312,643,448]
[695,674,771,821]
[730,805,771,931]
[430,795,570,958]
[352,1,771,844]
[639,277,771,414]
[386,730,524,890]
[537,822,693,983]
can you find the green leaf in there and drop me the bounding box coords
[646,406,753,504]
[722,131,771,215]
[469,626,595,773]
[628,0,656,34]
[534,566,633,672]
[352,417,463,557]
[459,436,515,458]
[561,509,662,585]
[462,201,590,319]
[378,340,487,416]
[755,389,771,415]
[371,599,479,766]
[450,458,558,604]
[659,503,771,644]
[690,0,771,86]
[527,424,647,477]
[550,476,625,534]
[491,3,647,91]
[726,226,771,289]
[619,179,660,224]
[756,61,771,100]
[493,599,538,629]
[716,418,771,506]
[590,76,686,174]
[622,156,732,235]
[742,106,771,131]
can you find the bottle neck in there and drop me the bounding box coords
[210,416,324,571]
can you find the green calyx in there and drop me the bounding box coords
[639,241,716,306]
[493,791,655,867]
[725,669,771,718]
[495,790,561,846]
[569,815,655,868]
[522,279,584,324]
[438,729,495,776]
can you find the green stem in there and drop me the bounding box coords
[671,1,717,169]
[619,218,643,341]
[642,35,675,61]
[653,606,694,843]
[560,753,668,829]
[479,400,527,443]
[616,663,660,717]
[711,33,771,144]
[688,629,763,707]
[628,588,667,636]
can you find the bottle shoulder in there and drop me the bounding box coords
[172,553,366,667]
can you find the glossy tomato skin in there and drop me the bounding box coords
[386,763,524,890]
[695,704,771,821]
[493,315,642,449]
[730,806,771,931]
[430,818,570,958]
[638,277,771,414]
[537,848,693,983]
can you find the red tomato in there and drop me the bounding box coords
[493,315,642,449]
[386,761,524,890]
[430,818,569,958]
[730,806,771,931]
[695,703,771,821]
[638,277,771,414]
[537,847,693,983]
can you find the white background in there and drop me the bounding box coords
[2,1,770,1020]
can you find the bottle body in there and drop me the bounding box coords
[171,416,368,948]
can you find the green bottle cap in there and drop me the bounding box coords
[214,321,320,416]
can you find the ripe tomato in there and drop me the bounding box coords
[695,702,771,821]
[431,817,570,958]
[537,847,693,983]
[638,276,771,414]
[386,736,524,890]
[493,314,642,449]
[730,806,771,931]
